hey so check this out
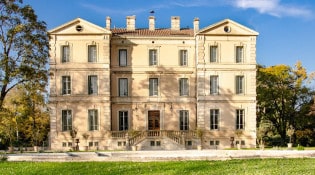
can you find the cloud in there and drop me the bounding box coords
[233,0,313,18]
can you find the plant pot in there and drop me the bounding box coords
[287,143,293,149]
[33,146,39,152]
[197,145,203,150]
[237,144,241,150]
[132,145,138,151]
[8,146,14,153]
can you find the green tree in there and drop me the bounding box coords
[0,85,49,148]
[19,84,49,147]
[0,0,49,108]
[257,62,314,146]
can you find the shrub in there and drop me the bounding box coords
[0,153,8,161]
[297,145,304,151]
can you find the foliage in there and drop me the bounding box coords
[297,145,305,150]
[295,129,315,146]
[257,120,274,146]
[0,153,8,161]
[0,85,49,147]
[0,0,49,108]
[0,159,315,174]
[257,62,314,146]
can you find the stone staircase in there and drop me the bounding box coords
[127,130,198,150]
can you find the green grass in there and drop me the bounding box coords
[1,158,315,175]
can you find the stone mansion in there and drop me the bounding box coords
[48,16,258,151]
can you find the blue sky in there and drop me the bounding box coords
[24,0,315,75]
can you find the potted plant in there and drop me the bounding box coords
[235,130,243,149]
[196,128,204,150]
[82,133,90,151]
[70,128,78,151]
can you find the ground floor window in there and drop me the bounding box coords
[88,109,98,131]
[179,110,189,130]
[119,111,129,131]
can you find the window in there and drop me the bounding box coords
[88,75,98,95]
[119,111,128,131]
[62,45,70,63]
[62,76,71,95]
[88,45,97,62]
[149,49,157,66]
[210,46,217,62]
[236,76,244,94]
[119,78,128,96]
[62,110,72,131]
[179,78,189,96]
[236,109,245,130]
[88,109,98,131]
[210,76,219,95]
[179,110,189,130]
[149,78,158,96]
[119,49,127,66]
[210,109,219,130]
[210,140,220,146]
[236,46,243,63]
[179,50,188,66]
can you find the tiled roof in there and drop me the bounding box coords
[111,28,194,37]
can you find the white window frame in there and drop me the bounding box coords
[179,78,189,96]
[210,45,217,63]
[119,49,127,66]
[149,78,159,96]
[61,45,70,63]
[88,45,97,62]
[179,49,188,66]
[179,110,189,131]
[236,46,243,63]
[210,109,219,130]
[210,75,219,95]
[62,110,72,131]
[118,111,129,131]
[88,75,98,95]
[88,109,99,131]
[62,76,71,95]
[235,75,244,94]
[119,78,128,96]
[149,49,157,66]
[236,109,245,130]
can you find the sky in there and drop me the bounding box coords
[23,0,315,77]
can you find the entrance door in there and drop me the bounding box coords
[148,110,160,130]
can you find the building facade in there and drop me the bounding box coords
[48,16,258,151]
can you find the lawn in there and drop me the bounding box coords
[1,158,315,175]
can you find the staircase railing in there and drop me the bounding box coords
[110,130,199,146]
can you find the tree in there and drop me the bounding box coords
[0,0,49,108]
[17,83,49,147]
[0,85,49,148]
[257,62,314,146]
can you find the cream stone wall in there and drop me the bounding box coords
[48,17,258,150]
[110,36,197,132]
[196,19,258,148]
[49,18,111,150]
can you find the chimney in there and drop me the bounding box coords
[171,16,180,31]
[193,17,199,33]
[106,16,111,30]
[126,15,136,31]
[149,16,155,31]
